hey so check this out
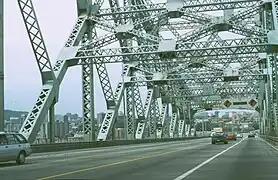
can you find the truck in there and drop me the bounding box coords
[211,127,228,144]
[213,127,223,133]
[210,127,223,137]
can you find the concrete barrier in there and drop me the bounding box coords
[31,136,209,153]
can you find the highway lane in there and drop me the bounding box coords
[175,136,278,180]
[1,136,277,180]
[44,139,241,180]
[0,138,210,179]
[28,139,208,161]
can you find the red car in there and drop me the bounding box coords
[227,133,237,140]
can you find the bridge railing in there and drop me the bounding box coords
[30,136,210,153]
[32,137,84,144]
[32,131,211,144]
[259,135,278,146]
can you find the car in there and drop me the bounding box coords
[236,133,243,138]
[0,132,32,165]
[211,132,228,144]
[227,132,237,141]
[248,132,255,138]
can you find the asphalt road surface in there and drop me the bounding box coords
[0,136,277,180]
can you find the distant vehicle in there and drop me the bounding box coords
[227,132,237,141]
[0,132,32,165]
[236,133,243,138]
[211,132,228,144]
[213,127,223,133]
[248,132,255,138]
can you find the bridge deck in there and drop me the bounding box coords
[0,136,277,180]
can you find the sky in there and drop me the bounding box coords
[3,0,245,116]
[5,0,170,116]
[4,0,125,116]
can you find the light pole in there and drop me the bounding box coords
[122,64,126,140]
[201,119,204,135]
[0,0,4,131]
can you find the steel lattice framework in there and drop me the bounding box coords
[15,0,278,143]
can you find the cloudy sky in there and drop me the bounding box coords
[4,0,127,116]
[5,0,173,116]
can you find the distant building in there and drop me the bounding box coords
[59,121,65,138]
[115,115,124,128]
[64,115,70,136]
[118,111,124,116]
[55,120,60,137]
[97,112,105,127]
[20,114,26,126]
[51,115,71,138]
[6,117,20,132]
[37,116,49,139]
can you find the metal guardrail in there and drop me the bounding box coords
[32,137,84,144]
[30,136,210,153]
[259,135,278,146]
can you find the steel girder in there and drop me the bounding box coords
[98,0,260,17]
[18,0,278,142]
[75,37,268,62]
[124,73,264,86]
[165,85,259,97]
[17,0,56,83]
[17,0,136,142]
[134,54,260,73]
[18,0,93,142]
[258,0,278,135]
[97,0,146,141]
[17,0,62,142]
[82,7,98,141]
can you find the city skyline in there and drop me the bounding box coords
[4,108,126,119]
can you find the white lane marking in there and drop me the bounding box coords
[173,138,246,180]
[258,137,278,151]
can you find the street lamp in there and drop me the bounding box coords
[121,63,126,139]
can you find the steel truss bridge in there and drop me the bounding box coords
[9,0,278,143]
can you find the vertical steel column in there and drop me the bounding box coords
[82,35,96,141]
[81,0,95,142]
[125,86,136,140]
[90,63,95,140]
[0,0,3,131]
[269,0,278,136]
[49,104,55,143]
[260,7,272,134]
[258,59,267,135]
